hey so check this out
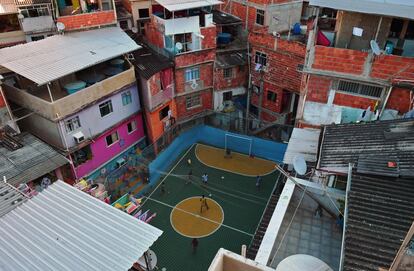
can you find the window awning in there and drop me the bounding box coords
[310,0,414,20]
[155,0,223,12]
[0,27,141,86]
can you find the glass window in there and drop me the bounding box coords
[64,116,81,133]
[122,91,132,106]
[256,9,265,25]
[186,95,201,109]
[139,8,150,18]
[127,120,137,133]
[255,51,267,66]
[223,68,233,78]
[267,91,277,102]
[185,67,200,82]
[105,131,119,146]
[99,100,113,117]
[159,105,170,120]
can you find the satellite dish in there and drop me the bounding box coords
[175,42,183,51]
[131,27,138,34]
[370,40,381,56]
[293,155,307,175]
[56,22,66,32]
[276,254,333,271]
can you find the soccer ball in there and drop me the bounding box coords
[221,176,224,179]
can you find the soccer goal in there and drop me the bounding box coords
[224,133,253,156]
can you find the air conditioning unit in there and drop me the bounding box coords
[115,157,126,169]
[73,131,85,144]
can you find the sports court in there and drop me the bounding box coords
[141,142,280,271]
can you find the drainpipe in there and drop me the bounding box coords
[339,163,353,271]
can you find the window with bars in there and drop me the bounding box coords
[186,95,201,109]
[255,51,267,66]
[64,116,81,133]
[336,80,383,98]
[106,131,119,147]
[256,9,265,25]
[223,68,233,78]
[185,67,200,82]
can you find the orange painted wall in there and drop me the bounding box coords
[145,99,177,143]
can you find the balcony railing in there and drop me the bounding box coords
[146,84,174,111]
[4,66,136,120]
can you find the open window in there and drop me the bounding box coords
[72,145,93,167]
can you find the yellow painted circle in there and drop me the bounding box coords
[170,197,224,238]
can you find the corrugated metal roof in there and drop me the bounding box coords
[216,52,247,68]
[0,0,17,14]
[0,133,69,186]
[310,0,414,20]
[344,173,414,271]
[0,182,28,218]
[132,46,174,80]
[283,128,321,165]
[0,180,163,271]
[212,10,242,25]
[0,27,140,86]
[155,0,223,11]
[318,119,414,177]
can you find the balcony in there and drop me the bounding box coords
[145,85,174,112]
[3,59,136,120]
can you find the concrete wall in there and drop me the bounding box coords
[131,1,151,27]
[18,113,64,148]
[267,1,303,34]
[74,112,145,178]
[61,84,141,149]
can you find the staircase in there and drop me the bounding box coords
[246,172,286,260]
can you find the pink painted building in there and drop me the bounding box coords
[73,113,145,178]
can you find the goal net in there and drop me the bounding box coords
[224,133,253,156]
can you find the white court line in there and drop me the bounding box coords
[195,143,278,177]
[169,196,224,238]
[140,144,195,207]
[146,196,253,237]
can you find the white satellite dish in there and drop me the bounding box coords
[56,22,66,32]
[370,40,381,56]
[131,27,138,34]
[276,254,333,271]
[175,42,183,51]
[293,155,307,175]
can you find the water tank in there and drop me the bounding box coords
[217,33,232,45]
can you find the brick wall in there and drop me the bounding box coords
[305,76,331,103]
[57,11,116,30]
[312,46,368,75]
[201,26,217,50]
[175,62,213,94]
[175,49,216,68]
[175,89,213,119]
[214,65,247,91]
[370,55,414,81]
[229,1,258,31]
[386,87,412,113]
[251,81,283,114]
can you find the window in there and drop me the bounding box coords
[256,9,265,25]
[267,91,277,102]
[64,116,81,133]
[122,91,132,106]
[255,52,267,66]
[139,8,150,18]
[20,5,50,18]
[127,120,137,133]
[119,20,129,30]
[223,68,233,79]
[31,35,44,41]
[106,131,119,146]
[185,67,200,82]
[159,106,170,120]
[99,100,113,117]
[186,95,201,109]
[336,80,383,98]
